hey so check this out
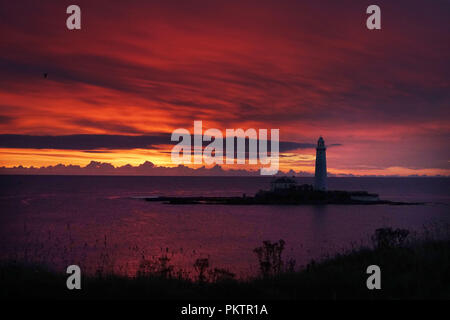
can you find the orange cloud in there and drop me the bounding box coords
[0,0,449,175]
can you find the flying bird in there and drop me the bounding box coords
[43,73,48,78]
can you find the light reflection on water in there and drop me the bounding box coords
[0,176,449,278]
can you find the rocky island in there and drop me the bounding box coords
[144,138,423,206]
[144,177,423,206]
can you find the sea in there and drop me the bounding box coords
[0,175,449,278]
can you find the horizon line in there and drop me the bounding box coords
[0,160,448,178]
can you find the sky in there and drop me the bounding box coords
[0,0,449,176]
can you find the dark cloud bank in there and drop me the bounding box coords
[0,134,340,152]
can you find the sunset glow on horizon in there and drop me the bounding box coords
[1,0,449,176]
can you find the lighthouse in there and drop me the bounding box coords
[314,137,327,191]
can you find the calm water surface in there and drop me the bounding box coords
[0,176,448,277]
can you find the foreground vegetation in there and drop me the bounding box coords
[1,228,449,299]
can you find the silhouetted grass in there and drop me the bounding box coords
[1,227,449,300]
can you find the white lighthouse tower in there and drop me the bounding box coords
[314,137,327,191]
